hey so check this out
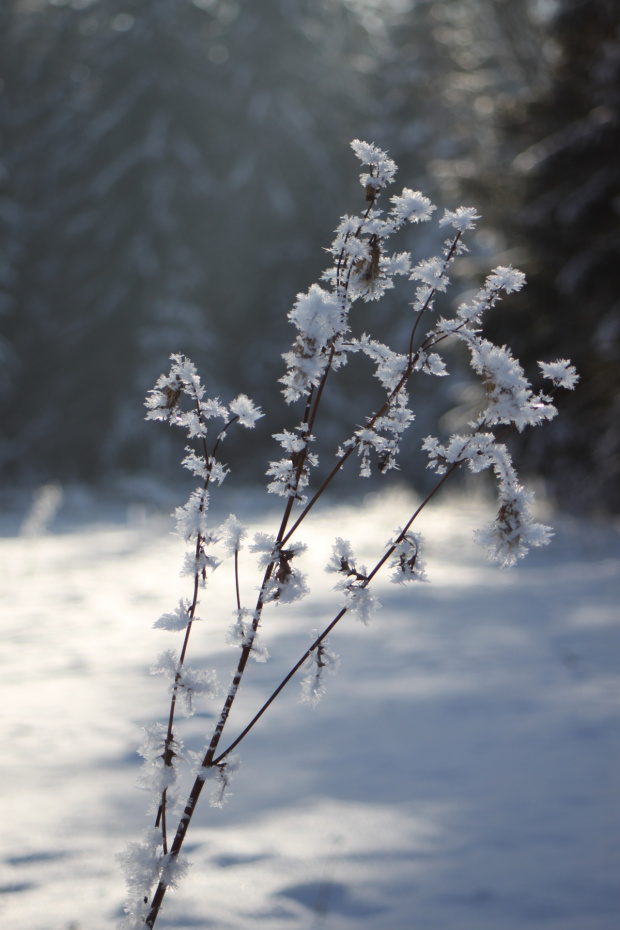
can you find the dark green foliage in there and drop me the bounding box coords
[0,0,380,484]
[384,0,619,513]
[489,0,620,513]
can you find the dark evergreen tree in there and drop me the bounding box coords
[379,0,619,513]
[1,0,134,482]
[0,0,392,486]
[485,0,620,513]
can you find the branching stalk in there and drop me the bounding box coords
[120,141,577,930]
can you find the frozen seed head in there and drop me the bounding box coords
[439,206,481,232]
[153,599,193,632]
[229,394,263,428]
[218,514,249,556]
[390,188,436,224]
[410,257,449,292]
[350,139,397,195]
[538,359,579,390]
[485,265,526,294]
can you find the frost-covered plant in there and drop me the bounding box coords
[119,140,577,928]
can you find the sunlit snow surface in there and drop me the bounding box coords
[1,488,619,930]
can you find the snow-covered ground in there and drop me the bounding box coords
[1,486,619,930]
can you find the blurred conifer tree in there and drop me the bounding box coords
[382,0,619,513]
[470,0,620,513]
[0,0,383,484]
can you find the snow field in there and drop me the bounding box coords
[1,488,619,929]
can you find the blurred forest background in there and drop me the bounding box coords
[0,0,618,513]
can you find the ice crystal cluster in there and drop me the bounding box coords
[119,141,577,929]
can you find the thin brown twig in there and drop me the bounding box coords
[154,407,239,844]
[144,184,468,930]
[145,458,461,927]
[145,187,385,929]
[214,461,459,767]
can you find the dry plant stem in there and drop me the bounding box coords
[234,550,241,612]
[146,370,564,928]
[280,232,463,545]
[215,462,459,766]
[144,458,459,928]
[408,231,461,364]
[147,289,351,927]
[336,186,376,288]
[274,356,329,543]
[194,360,336,782]
[129,151,576,930]
[215,604,349,764]
[147,471,308,923]
[146,203,463,928]
[204,360,337,754]
[155,410,238,846]
[195,354,340,764]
